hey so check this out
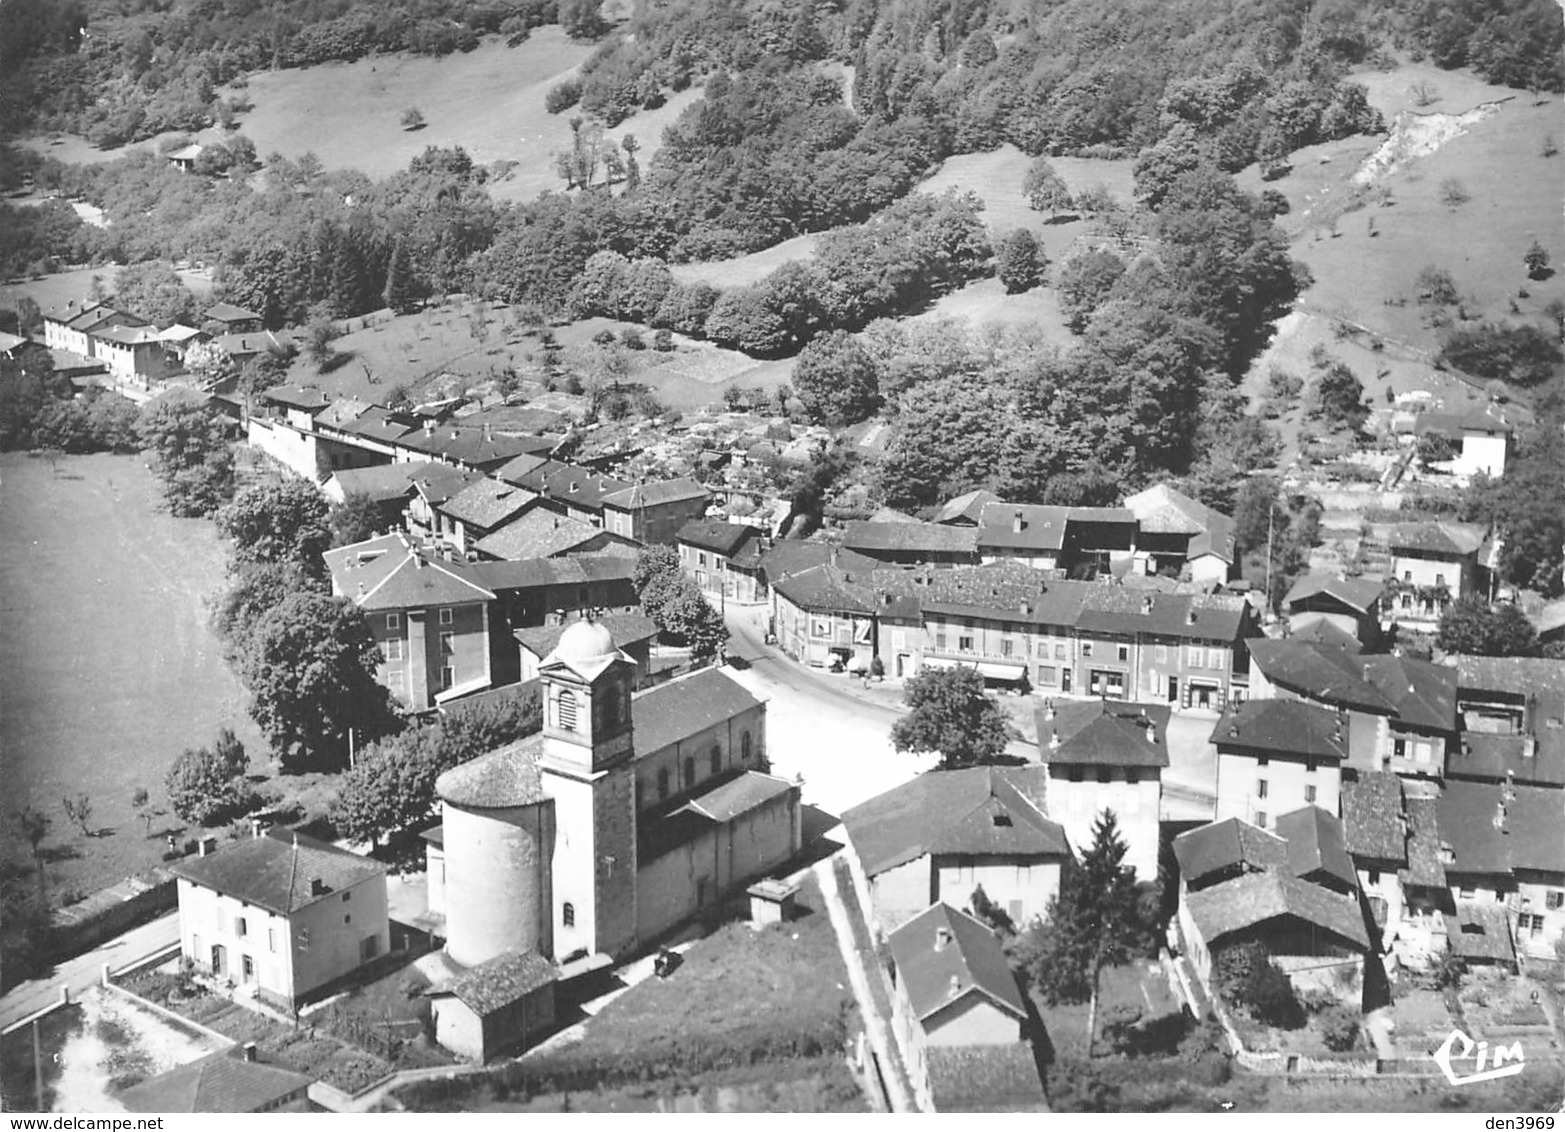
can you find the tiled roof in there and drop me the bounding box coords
[1173,818,1288,886]
[441,949,557,1015]
[1248,639,1394,714]
[933,489,1001,525]
[1508,786,1565,873]
[324,534,495,611]
[1274,805,1357,890]
[1288,618,1364,651]
[93,324,162,345]
[976,503,1072,551]
[116,1048,312,1113]
[515,612,658,658]
[759,540,879,582]
[1360,655,1458,732]
[494,452,552,485]
[411,465,482,506]
[327,461,434,503]
[314,397,373,428]
[1448,731,1565,788]
[438,477,534,531]
[1437,780,1512,875]
[676,520,762,557]
[338,406,416,445]
[259,384,331,412]
[1122,483,1237,563]
[1283,574,1384,615]
[399,428,554,469]
[476,509,609,560]
[469,553,637,592]
[170,832,385,917]
[1341,773,1407,863]
[1416,404,1514,436]
[205,302,261,322]
[1388,521,1488,558]
[600,478,709,509]
[1184,871,1370,950]
[0,330,28,352]
[497,458,631,510]
[436,736,547,809]
[771,563,879,614]
[842,765,1067,878]
[1403,795,1447,888]
[631,667,762,756]
[1035,699,1170,768]
[887,903,1027,1023]
[843,521,978,555]
[213,330,285,357]
[1444,905,1515,964]
[1212,698,1350,761]
[682,772,795,822]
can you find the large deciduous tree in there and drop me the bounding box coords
[1015,811,1155,1054]
[216,478,333,577]
[1462,410,1565,597]
[996,229,1046,294]
[164,728,255,826]
[890,666,1013,769]
[1022,157,1074,218]
[238,593,396,769]
[113,261,198,325]
[136,398,235,517]
[1436,598,1541,657]
[330,491,386,548]
[792,330,882,426]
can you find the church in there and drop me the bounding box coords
[422,619,803,1060]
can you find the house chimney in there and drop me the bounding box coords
[1147,723,1157,744]
[250,818,268,839]
[1141,596,1154,614]
[1012,510,1024,534]
[948,974,962,998]
[413,553,425,569]
[242,1042,258,1063]
[569,480,579,493]
[1186,608,1197,626]
[483,422,492,442]
[357,580,365,596]
[935,926,952,951]
[1522,737,1536,760]
[423,419,434,437]
[198,836,217,856]
[1049,731,1060,751]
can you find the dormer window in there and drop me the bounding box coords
[992,814,1012,828]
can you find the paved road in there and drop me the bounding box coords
[0,911,180,1032]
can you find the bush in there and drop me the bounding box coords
[1319,1004,1362,1051]
[544,80,582,114]
[1212,940,1303,1028]
[1438,321,1563,387]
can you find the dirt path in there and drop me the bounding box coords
[812,857,917,1113]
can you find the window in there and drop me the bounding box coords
[1404,570,1412,583]
[657,767,670,800]
[683,756,695,787]
[268,928,276,953]
[235,917,247,937]
[440,665,454,690]
[1068,767,1084,783]
[935,631,947,650]
[361,935,379,961]
[557,688,578,730]
[1306,761,1317,775]
[386,613,400,631]
[1188,646,1204,667]
[1548,891,1564,910]
[1081,642,1093,658]
[698,552,707,567]
[384,638,402,662]
[1126,769,1140,786]
[1435,572,1445,587]
[1459,887,1475,899]
[1001,638,1014,658]
[959,634,974,653]
[562,902,575,927]
[710,746,722,776]
[439,607,453,626]
[344,914,351,924]
[439,631,454,655]
[1257,757,1269,768]
[1054,643,1066,660]
[1255,811,1267,828]
[387,668,404,693]
[741,732,753,762]
[1367,870,1381,886]
[1097,767,1111,784]
[1038,665,1058,686]
[1305,785,1317,804]
[1156,644,1168,663]
[342,892,351,902]
[1117,644,1129,663]
[1257,780,1268,799]
[1394,739,1406,760]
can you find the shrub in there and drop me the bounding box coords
[545,79,582,114]
[1319,1004,1362,1051]
[651,329,674,351]
[1438,321,1563,387]
[1212,940,1303,1028]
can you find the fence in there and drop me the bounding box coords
[50,870,176,958]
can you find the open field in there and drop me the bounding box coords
[0,452,266,899]
[234,32,701,203]
[0,265,216,314]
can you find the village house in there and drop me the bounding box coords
[494,455,632,526]
[427,949,558,1062]
[396,422,556,474]
[1446,656,1565,789]
[167,142,206,172]
[886,903,1043,1113]
[41,299,148,359]
[325,533,496,710]
[1212,698,1349,828]
[432,476,536,558]
[1122,483,1238,584]
[116,1045,314,1113]
[677,519,769,605]
[1034,698,1168,882]
[1282,574,1385,647]
[247,384,387,481]
[932,489,1001,527]
[600,478,711,545]
[169,831,389,1012]
[1386,522,1492,622]
[840,765,1070,933]
[975,503,1137,575]
[210,329,289,369]
[91,323,171,384]
[1414,403,1514,479]
[204,302,263,334]
[408,465,482,543]
[842,521,980,568]
[322,461,435,533]
[1339,772,1452,971]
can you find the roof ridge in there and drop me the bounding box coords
[357,550,412,605]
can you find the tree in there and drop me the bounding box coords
[113,261,197,325]
[61,793,93,837]
[216,479,333,577]
[238,593,397,769]
[165,729,254,826]
[1057,250,1126,334]
[1312,356,1369,433]
[1440,177,1471,208]
[1022,157,1074,219]
[995,229,1046,294]
[792,331,881,426]
[212,561,327,648]
[1015,812,1153,1053]
[1436,599,1541,657]
[16,805,50,870]
[1525,240,1553,280]
[401,107,426,131]
[890,667,1013,769]
[136,399,235,517]
[1415,265,1460,306]
[383,239,419,314]
[330,491,385,548]
[1212,940,1301,1027]
[653,580,728,659]
[633,544,683,597]
[131,786,160,837]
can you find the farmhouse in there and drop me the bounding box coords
[1282,573,1385,647]
[1386,521,1492,622]
[600,478,711,545]
[677,519,769,605]
[170,831,389,1012]
[1122,482,1238,584]
[1211,698,1348,827]
[1415,403,1513,478]
[475,506,633,561]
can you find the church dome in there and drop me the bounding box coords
[555,618,617,663]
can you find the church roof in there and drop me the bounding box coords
[631,668,762,756]
[435,736,546,810]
